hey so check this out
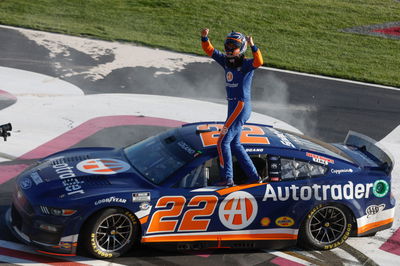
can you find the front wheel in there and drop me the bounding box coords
[298,204,352,250]
[81,208,138,258]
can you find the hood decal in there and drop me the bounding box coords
[77,158,131,175]
[51,160,84,196]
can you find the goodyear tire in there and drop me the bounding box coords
[299,204,352,250]
[81,208,138,258]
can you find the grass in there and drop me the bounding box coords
[0,0,399,87]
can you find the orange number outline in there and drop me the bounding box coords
[178,195,218,232]
[198,124,270,147]
[240,125,270,145]
[147,196,186,234]
[197,124,223,147]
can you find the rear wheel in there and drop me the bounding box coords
[81,208,138,258]
[299,204,352,250]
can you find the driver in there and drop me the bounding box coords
[201,28,264,186]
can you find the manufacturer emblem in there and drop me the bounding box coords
[218,191,258,230]
[77,158,130,175]
[20,178,32,190]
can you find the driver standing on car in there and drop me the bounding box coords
[201,28,264,186]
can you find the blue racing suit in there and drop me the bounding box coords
[201,36,264,183]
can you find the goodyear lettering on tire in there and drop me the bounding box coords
[125,211,137,224]
[91,232,113,258]
[308,204,323,219]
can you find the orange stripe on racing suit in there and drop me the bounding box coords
[202,36,264,69]
[217,101,245,168]
[201,35,263,183]
[202,39,215,57]
[252,48,263,68]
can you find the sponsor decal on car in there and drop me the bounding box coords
[269,128,296,148]
[218,191,258,230]
[52,162,85,195]
[275,216,295,227]
[132,192,151,202]
[62,178,84,195]
[139,202,151,210]
[366,204,385,218]
[177,140,196,155]
[245,148,264,153]
[20,177,32,190]
[58,241,76,249]
[94,196,127,206]
[306,152,335,165]
[262,181,374,201]
[331,169,354,174]
[30,172,43,185]
[53,162,76,178]
[77,158,130,175]
[260,217,271,227]
[373,180,389,198]
[306,152,334,165]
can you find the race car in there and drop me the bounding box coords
[7,121,395,258]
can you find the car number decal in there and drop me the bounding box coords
[197,124,270,147]
[147,195,218,234]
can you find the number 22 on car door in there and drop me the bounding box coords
[146,195,218,234]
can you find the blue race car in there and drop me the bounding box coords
[7,122,395,258]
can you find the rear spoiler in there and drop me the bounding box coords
[344,131,394,174]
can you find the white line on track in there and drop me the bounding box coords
[260,66,400,91]
[0,240,126,266]
[264,250,311,265]
[0,255,43,266]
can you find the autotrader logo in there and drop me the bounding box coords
[77,158,131,175]
[218,191,258,230]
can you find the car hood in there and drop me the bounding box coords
[19,147,153,200]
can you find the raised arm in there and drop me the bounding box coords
[201,28,214,57]
[247,35,264,68]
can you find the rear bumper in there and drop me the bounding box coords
[356,206,395,236]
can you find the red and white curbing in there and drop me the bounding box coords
[0,240,125,266]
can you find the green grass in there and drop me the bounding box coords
[0,0,399,87]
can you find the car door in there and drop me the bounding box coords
[141,162,220,246]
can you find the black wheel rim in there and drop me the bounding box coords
[95,213,133,252]
[308,206,347,245]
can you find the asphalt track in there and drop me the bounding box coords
[0,25,399,265]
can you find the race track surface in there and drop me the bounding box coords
[0,25,399,265]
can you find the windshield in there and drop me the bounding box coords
[123,131,196,184]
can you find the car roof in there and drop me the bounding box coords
[176,121,353,164]
[178,121,299,151]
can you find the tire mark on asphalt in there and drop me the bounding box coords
[281,250,323,265]
[340,243,379,266]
